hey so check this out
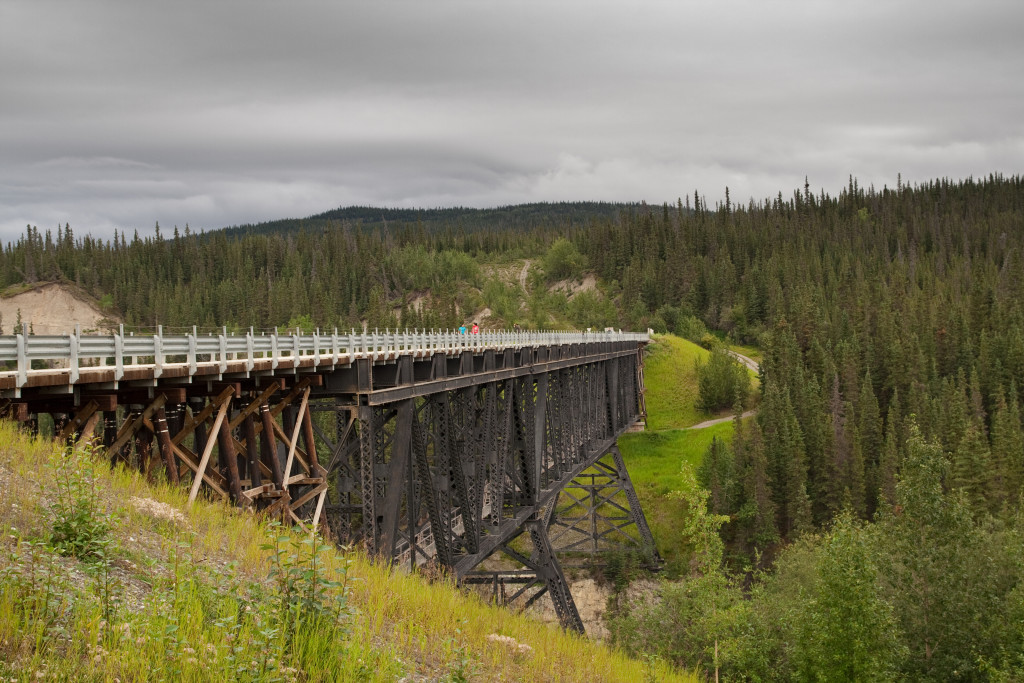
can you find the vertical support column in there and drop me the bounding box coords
[243,413,262,488]
[103,411,117,453]
[300,405,322,475]
[358,403,380,552]
[606,357,620,434]
[217,406,244,504]
[413,401,448,567]
[191,398,208,468]
[260,404,284,488]
[154,406,179,485]
[533,372,547,500]
[136,425,154,476]
[379,399,414,559]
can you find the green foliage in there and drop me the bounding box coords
[48,445,112,562]
[481,278,523,323]
[601,547,660,591]
[790,513,905,681]
[567,290,617,330]
[285,313,315,334]
[608,571,742,679]
[261,523,355,636]
[666,466,729,574]
[542,237,587,281]
[619,422,737,576]
[696,348,750,413]
[674,315,708,344]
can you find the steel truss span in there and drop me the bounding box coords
[0,330,655,633]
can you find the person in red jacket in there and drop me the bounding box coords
[471,322,480,334]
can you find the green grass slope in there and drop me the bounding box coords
[0,422,692,682]
[642,334,713,430]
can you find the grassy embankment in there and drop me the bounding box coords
[0,422,692,682]
[617,334,758,576]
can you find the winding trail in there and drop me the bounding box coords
[518,259,531,290]
[726,349,760,374]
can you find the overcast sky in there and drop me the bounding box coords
[1,0,1021,242]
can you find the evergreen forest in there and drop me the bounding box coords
[3,174,1024,679]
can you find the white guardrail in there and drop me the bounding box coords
[0,326,649,389]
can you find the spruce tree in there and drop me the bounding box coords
[738,422,779,552]
[950,424,992,515]
[857,371,883,515]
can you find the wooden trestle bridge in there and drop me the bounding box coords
[0,327,656,632]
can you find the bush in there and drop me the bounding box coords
[543,238,587,281]
[568,290,617,330]
[675,315,709,344]
[49,445,112,562]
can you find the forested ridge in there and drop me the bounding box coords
[4,174,1024,679]
[219,201,635,238]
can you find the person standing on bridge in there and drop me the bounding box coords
[459,324,467,334]
[471,322,479,334]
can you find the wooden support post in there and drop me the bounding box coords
[300,400,323,476]
[217,404,244,505]
[154,407,179,485]
[136,425,154,478]
[76,412,101,447]
[243,413,262,488]
[103,412,117,454]
[260,404,285,488]
[188,400,230,506]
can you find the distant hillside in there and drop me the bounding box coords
[220,201,638,238]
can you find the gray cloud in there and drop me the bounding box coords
[1,0,1022,241]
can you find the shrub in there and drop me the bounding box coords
[675,315,709,344]
[49,445,111,562]
[543,238,587,281]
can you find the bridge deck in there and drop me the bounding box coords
[0,329,647,398]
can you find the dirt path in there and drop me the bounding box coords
[726,349,760,374]
[685,409,757,430]
[519,259,531,290]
